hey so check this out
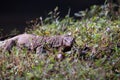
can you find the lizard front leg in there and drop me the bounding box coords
[36,45,44,54]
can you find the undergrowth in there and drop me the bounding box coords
[0,4,120,80]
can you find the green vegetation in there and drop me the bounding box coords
[0,5,120,80]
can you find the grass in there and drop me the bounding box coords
[0,5,120,80]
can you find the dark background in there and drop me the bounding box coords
[0,0,105,35]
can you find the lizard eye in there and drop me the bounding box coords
[64,39,68,42]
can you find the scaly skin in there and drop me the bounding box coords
[0,33,74,54]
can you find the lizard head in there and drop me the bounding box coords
[62,35,74,47]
